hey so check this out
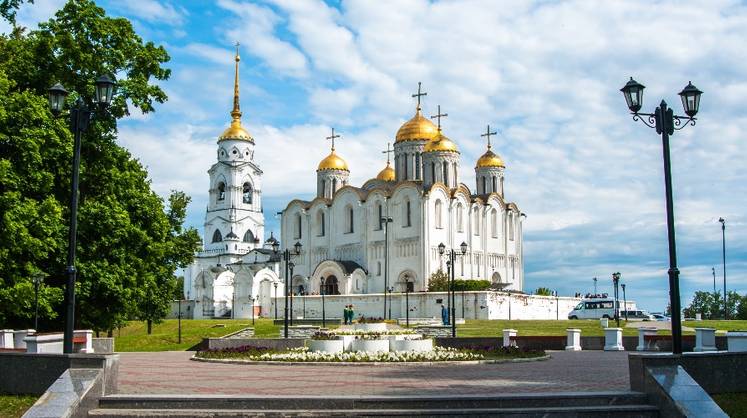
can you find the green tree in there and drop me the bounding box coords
[0,0,199,332]
[535,287,553,296]
[427,269,449,292]
[0,0,31,24]
[736,294,747,320]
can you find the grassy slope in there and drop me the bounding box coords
[712,393,747,418]
[0,395,37,418]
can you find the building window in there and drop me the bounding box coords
[442,163,448,186]
[294,214,302,239]
[509,212,515,241]
[243,182,252,204]
[403,199,412,227]
[481,177,486,194]
[492,176,497,193]
[473,207,480,236]
[430,162,435,183]
[346,205,354,233]
[332,178,337,193]
[376,203,383,231]
[415,153,421,180]
[435,200,443,229]
[491,209,498,238]
[457,203,464,232]
[377,261,382,276]
[404,153,409,180]
[217,182,225,202]
[212,229,222,243]
[453,162,458,186]
[243,229,255,243]
[318,211,325,236]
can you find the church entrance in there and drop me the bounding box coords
[322,276,340,295]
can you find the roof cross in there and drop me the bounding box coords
[412,82,427,111]
[382,142,394,164]
[326,127,341,151]
[430,105,448,131]
[481,124,497,149]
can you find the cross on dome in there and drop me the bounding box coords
[326,127,340,151]
[382,142,394,164]
[481,124,497,149]
[430,105,448,131]
[412,82,427,111]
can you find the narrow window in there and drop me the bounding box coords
[217,182,225,202]
[491,209,498,238]
[435,200,443,229]
[377,203,383,230]
[457,203,464,232]
[492,176,497,193]
[318,211,325,236]
[430,162,435,183]
[474,207,480,236]
[295,214,302,239]
[212,229,222,243]
[347,206,354,233]
[332,178,337,193]
[243,182,253,204]
[509,212,515,241]
[442,163,448,186]
[406,200,412,227]
[377,261,382,276]
[404,153,409,180]
[415,153,421,180]
[481,177,486,194]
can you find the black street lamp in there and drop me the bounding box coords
[273,282,278,319]
[621,283,628,321]
[250,296,255,326]
[48,75,116,354]
[620,77,702,355]
[271,240,302,338]
[321,285,326,328]
[32,272,47,330]
[612,272,621,327]
[288,261,295,325]
[719,217,727,319]
[177,298,182,344]
[404,274,411,328]
[387,286,394,320]
[438,241,468,337]
[381,215,393,319]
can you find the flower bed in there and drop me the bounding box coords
[195,346,484,362]
[332,329,415,336]
[459,345,546,360]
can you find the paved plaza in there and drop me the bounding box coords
[117,351,630,396]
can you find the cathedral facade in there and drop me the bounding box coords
[281,93,524,299]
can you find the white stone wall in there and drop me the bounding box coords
[266,291,584,321]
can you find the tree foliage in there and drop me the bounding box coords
[535,287,553,296]
[427,270,491,292]
[0,0,199,331]
[683,291,743,319]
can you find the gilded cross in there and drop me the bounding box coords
[430,105,448,131]
[481,124,497,149]
[326,127,340,150]
[382,142,394,163]
[412,82,427,111]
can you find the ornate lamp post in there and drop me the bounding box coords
[387,286,394,320]
[249,296,255,325]
[620,78,702,355]
[381,214,393,319]
[271,240,302,338]
[404,274,411,328]
[612,272,621,327]
[48,75,117,354]
[321,284,326,328]
[719,217,727,319]
[32,272,47,330]
[438,241,468,337]
[288,261,295,325]
[273,282,278,319]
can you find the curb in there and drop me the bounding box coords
[190,354,551,366]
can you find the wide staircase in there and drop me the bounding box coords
[88,391,659,417]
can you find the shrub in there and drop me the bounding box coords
[429,276,491,292]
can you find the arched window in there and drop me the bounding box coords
[492,176,497,193]
[377,261,382,276]
[442,162,449,186]
[491,209,498,238]
[473,207,480,235]
[242,182,253,204]
[457,203,464,232]
[212,229,222,243]
[294,214,302,239]
[415,153,421,180]
[320,179,326,197]
[435,200,443,229]
[243,229,255,243]
[430,162,435,183]
[403,199,412,227]
[404,153,409,179]
[217,182,225,202]
[376,202,383,230]
[317,211,325,236]
[509,212,515,241]
[346,205,354,233]
[481,177,486,194]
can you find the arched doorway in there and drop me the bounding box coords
[322,276,339,295]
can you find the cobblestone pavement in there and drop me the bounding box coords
[117,351,630,396]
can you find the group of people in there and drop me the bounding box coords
[343,304,355,324]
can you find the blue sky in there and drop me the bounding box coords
[5,0,746,311]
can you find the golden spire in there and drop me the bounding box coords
[219,42,253,142]
[231,42,241,121]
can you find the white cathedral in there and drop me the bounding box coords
[183,51,524,320]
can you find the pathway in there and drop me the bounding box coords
[117,350,629,396]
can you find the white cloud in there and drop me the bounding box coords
[114,1,187,26]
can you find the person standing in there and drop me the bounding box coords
[343,305,350,324]
[441,304,449,325]
[349,304,355,324]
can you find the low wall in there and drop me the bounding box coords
[629,351,747,394]
[0,352,119,396]
[205,338,305,351]
[92,338,114,354]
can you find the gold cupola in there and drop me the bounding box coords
[396,109,439,143]
[376,142,395,181]
[317,128,349,171]
[475,125,504,168]
[219,44,253,142]
[424,105,458,153]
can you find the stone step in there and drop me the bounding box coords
[88,405,659,417]
[97,392,651,410]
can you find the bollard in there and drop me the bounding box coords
[603,328,624,351]
[13,329,34,350]
[726,331,747,352]
[565,328,581,351]
[502,329,517,347]
[636,327,658,351]
[600,318,609,328]
[694,328,717,352]
[0,329,14,349]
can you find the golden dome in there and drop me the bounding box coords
[376,162,395,181]
[476,148,505,168]
[395,109,439,143]
[318,150,349,171]
[424,132,459,153]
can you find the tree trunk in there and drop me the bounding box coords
[107,329,113,338]
[147,319,152,335]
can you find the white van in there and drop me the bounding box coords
[568,298,618,320]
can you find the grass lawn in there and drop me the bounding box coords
[683,320,747,332]
[457,319,646,337]
[0,395,37,418]
[712,392,747,418]
[114,318,281,352]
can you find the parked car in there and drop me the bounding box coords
[651,312,670,321]
[621,310,655,321]
[568,298,617,319]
